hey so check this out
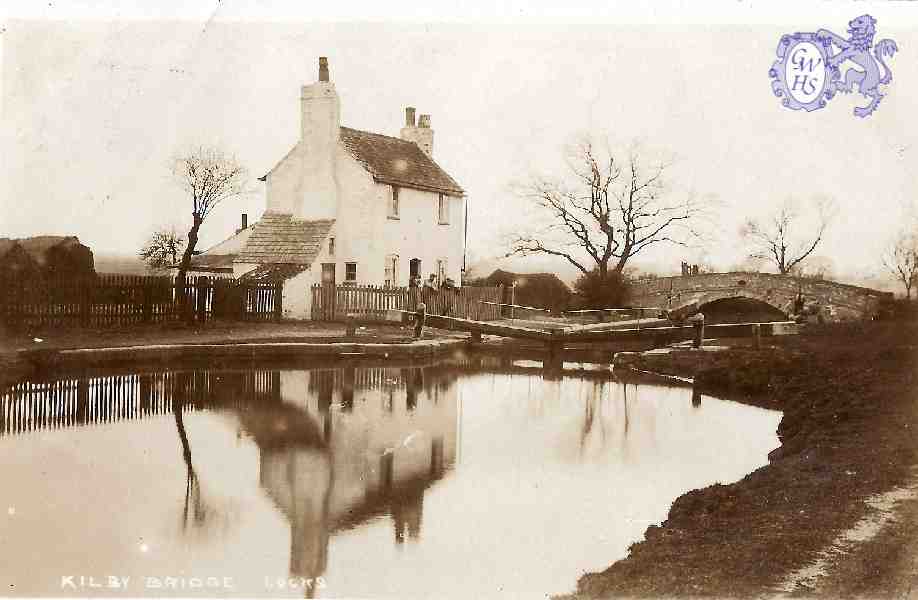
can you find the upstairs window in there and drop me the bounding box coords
[389,186,400,219]
[438,194,449,224]
[384,254,400,287]
[328,236,335,257]
[345,262,357,283]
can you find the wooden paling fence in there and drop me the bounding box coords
[0,370,282,437]
[310,284,503,322]
[0,274,282,330]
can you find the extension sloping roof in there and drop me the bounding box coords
[235,213,334,265]
[185,227,253,272]
[187,254,236,272]
[339,127,464,196]
[239,263,309,282]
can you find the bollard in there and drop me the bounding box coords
[414,302,427,338]
[689,312,705,349]
[346,314,357,337]
[752,323,761,349]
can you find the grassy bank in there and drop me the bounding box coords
[574,320,918,598]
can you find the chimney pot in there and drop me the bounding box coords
[318,57,329,82]
[405,106,416,127]
[242,213,248,230]
[418,114,431,128]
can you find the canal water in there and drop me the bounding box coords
[0,356,781,598]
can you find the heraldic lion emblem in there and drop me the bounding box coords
[817,15,898,117]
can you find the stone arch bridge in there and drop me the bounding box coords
[629,272,892,321]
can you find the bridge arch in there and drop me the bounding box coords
[693,291,790,322]
[628,272,892,321]
[694,290,790,316]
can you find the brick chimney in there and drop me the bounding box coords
[400,107,434,158]
[298,56,340,219]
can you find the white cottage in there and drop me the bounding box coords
[215,57,467,319]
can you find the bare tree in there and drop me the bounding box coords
[509,140,707,283]
[882,228,918,299]
[741,198,836,275]
[139,228,186,271]
[172,146,248,283]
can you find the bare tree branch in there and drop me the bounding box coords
[172,146,248,283]
[741,197,836,275]
[882,224,918,300]
[139,228,186,271]
[509,139,707,282]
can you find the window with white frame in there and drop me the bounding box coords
[438,194,449,224]
[384,254,399,287]
[388,186,400,219]
[345,262,357,283]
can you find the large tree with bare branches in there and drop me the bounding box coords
[509,140,707,285]
[882,226,918,300]
[741,198,836,275]
[172,146,248,283]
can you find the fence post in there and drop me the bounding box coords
[142,281,152,323]
[196,276,208,322]
[79,279,90,327]
[274,281,283,321]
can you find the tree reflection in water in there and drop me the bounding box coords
[172,373,209,533]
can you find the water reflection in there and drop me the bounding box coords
[0,357,780,598]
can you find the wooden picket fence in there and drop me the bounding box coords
[310,284,503,322]
[0,274,282,330]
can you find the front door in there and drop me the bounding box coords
[321,263,336,285]
[320,263,336,320]
[409,258,421,280]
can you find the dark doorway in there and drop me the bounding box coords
[409,258,422,279]
[321,263,336,285]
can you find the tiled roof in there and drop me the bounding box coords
[235,213,334,265]
[339,127,465,196]
[239,263,309,282]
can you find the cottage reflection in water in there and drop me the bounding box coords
[0,362,458,592]
[1,356,781,599]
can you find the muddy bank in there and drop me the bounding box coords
[573,320,918,598]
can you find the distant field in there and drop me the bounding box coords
[93,253,152,275]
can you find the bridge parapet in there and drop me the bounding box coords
[629,272,891,321]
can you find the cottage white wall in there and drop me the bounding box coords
[283,268,313,320]
[328,146,380,283]
[379,186,465,286]
[265,145,301,215]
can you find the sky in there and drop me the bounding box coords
[1,0,917,287]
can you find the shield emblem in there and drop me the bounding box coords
[769,33,837,112]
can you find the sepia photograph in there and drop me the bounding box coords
[1,1,917,598]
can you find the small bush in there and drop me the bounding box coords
[572,268,631,309]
